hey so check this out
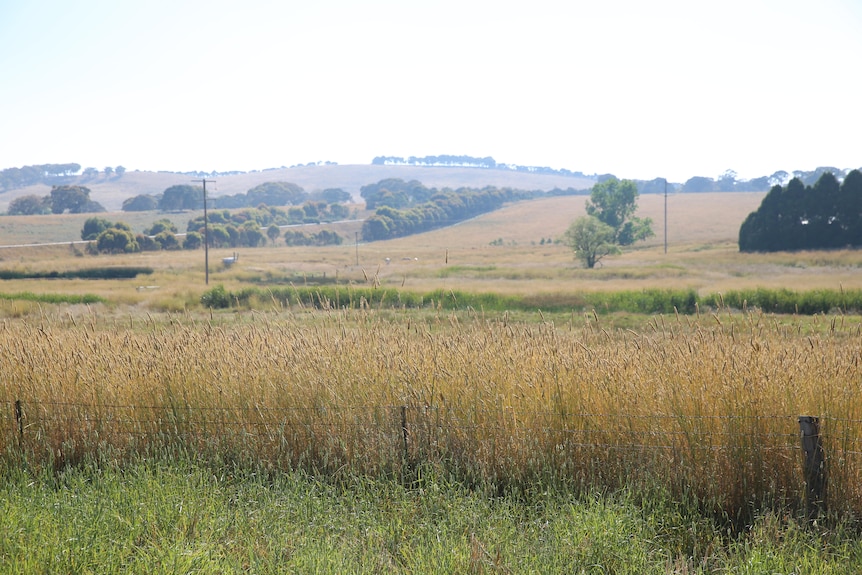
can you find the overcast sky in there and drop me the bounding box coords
[1,0,860,182]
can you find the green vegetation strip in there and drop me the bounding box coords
[1,458,858,573]
[0,292,104,304]
[0,266,153,280]
[203,284,862,315]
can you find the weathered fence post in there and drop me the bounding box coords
[14,399,23,447]
[799,416,826,521]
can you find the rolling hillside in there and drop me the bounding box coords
[0,164,597,213]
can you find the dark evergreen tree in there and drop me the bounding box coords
[739,170,862,252]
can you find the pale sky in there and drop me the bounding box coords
[1,0,860,183]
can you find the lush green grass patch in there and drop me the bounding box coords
[704,287,862,315]
[1,457,859,574]
[201,284,704,315]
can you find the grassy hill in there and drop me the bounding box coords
[0,164,597,212]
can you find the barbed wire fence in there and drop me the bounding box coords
[3,399,847,518]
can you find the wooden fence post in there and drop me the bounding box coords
[799,416,826,521]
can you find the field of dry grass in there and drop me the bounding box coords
[3,191,862,314]
[3,305,861,518]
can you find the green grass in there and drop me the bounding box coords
[1,457,859,574]
[0,291,105,304]
[0,266,153,280]
[200,283,862,318]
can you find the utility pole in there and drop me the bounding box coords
[192,178,215,284]
[355,231,359,266]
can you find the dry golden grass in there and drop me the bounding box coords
[1,309,860,517]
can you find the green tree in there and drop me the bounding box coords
[287,206,305,224]
[115,165,126,178]
[246,182,306,206]
[183,231,202,250]
[95,227,139,253]
[144,218,178,236]
[328,203,350,220]
[266,224,281,245]
[682,176,715,193]
[81,217,114,240]
[7,194,50,215]
[738,171,862,252]
[585,178,653,246]
[159,185,202,211]
[240,221,265,247]
[716,169,738,191]
[136,233,160,251]
[122,194,158,212]
[50,185,92,214]
[562,216,619,268]
[154,231,180,250]
[311,187,351,204]
[208,225,231,248]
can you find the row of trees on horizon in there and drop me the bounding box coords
[0,164,127,191]
[359,179,539,241]
[9,167,862,262]
[4,159,859,198]
[81,202,349,255]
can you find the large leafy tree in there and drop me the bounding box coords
[562,216,619,268]
[310,187,351,204]
[159,185,202,211]
[95,226,139,254]
[122,194,158,212]
[585,178,654,246]
[7,194,50,215]
[245,182,306,206]
[50,185,94,214]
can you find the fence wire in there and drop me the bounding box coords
[3,399,854,455]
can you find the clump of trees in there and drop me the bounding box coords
[562,178,654,268]
[360,179,537,241]
[120,181,352,214]
[81,204,348,257]
[9,185,105,215]
[0,163,81,191]
[282,229,344,246]
[679,167,855,193]
[739,170,862,252]
[360,179,433,209]
[81,217,138,254]
[370,155,589,178]
[214,182,307,209]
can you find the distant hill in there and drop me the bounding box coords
[0,165,597,213]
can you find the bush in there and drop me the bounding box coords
[200,285,231,309]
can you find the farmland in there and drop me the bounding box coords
[2,189,862,572]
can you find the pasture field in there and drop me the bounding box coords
[2,192,862,319]
[3,192,862,571]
